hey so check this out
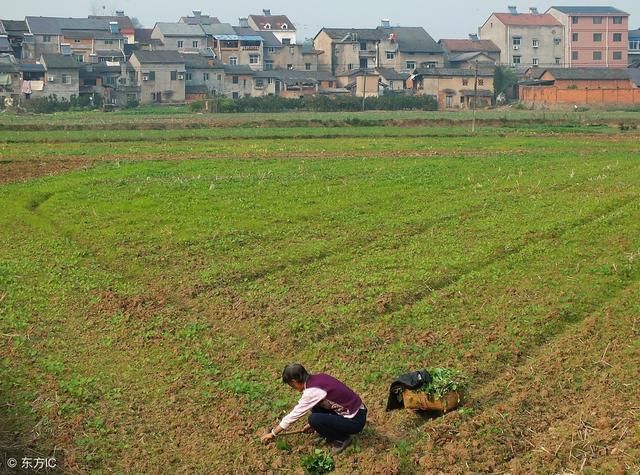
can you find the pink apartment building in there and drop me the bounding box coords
[547,6,629,68]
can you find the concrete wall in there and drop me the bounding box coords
[129,56,186,104]
[34,69,80,100]
[314,32,334,72]
[222,74,253,99]
[186,69,224,95]
[267,45,319,71]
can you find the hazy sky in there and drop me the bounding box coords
[4,1,639,41]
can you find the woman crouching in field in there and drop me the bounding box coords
[261,364,367,454]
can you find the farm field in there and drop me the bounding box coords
[1,111,639,474]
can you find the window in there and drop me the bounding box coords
[462,78,469,86]
[572,51,579,61]
[555,57,561,65]
[631,40,640,51]
[360,42,367,51]
[532,58,539,66]
[512,36,521,46]
[43,35,51,42]
[593,16,602,24]
[282,38,291,46]
[264,23,271,30]
[232,76,238,84]
[73,54,84,63]
[445,95,453,108]
[185,72,192,81]
[572,33,579,42]
[572,16,579,24]
[593,33,602,42]
[305,63,311,70]
[217,74,221,81]
[282,24,288,30]
[74,39,81,43]
[613,16,623,24]
[170,71,177,80]
[268,78,273,84]
[267,47,276,53]
[347,63,353,70]
[532,39,539,48]
[386,51,395,60]
[593,51,602,60]
[249,54,260,65]
[613,33,622,42]
[62,74,71,84]
[203,72,209,80]
[229,57,238,65]
[232,92,239,99]
[265,60,273,70]
[192,40,199,48]
[255,79,264,87]
[177,40,184,48]
[513,56,521,64]
[478,79,484,86]
[104,39,113,45]
[105,76,116,86]
[406,61,416,70]
[145,71,155,81]
[613,51,623,60]
[243,79,246,87]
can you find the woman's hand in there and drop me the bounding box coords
[302,424,314,434]
[261,432,276,444]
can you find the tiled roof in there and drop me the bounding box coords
[376,67,406,80]
[448,52,496,63]
[181,15,220,26]
[89,15,135,31]
[26,16,110,35]
[255,69,334,82]
[0,56,18,72]
[61,29,124,40]
[379,26,442,54]
[0,36,11,53]
[248,14,296,31]
[439,39,500,53]
[548,6,628,15]
[154,23,206,37]
[19,62,46,73]
[542,67,631,80]
[415,67,495,77]
[135,28,153,43]
[180,52,223,69]
[132,50,185,64]
[1,20,28,33]
[319,28,384,42]
[628,69,640,86]
[492,13,562,27]
[41,53,82,69]
[223,64,255,75]
[201,23,236,37]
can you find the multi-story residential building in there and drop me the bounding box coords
[24,17,125,63]
[203,23,264,71]
[89,11,136,44]
[376,22,443,72]
[151,23,207,53]
[181,52,224,99]
[630,28,640,65]
[37,53,81,99]
[253,69,335,98]
[129,50,186,104]
[223,64,254,99]
[265,40,321,71]
[248,10,296,45]
[179,10,220,26]
[315,22,443,76]
[439,36,501,67]
[547,6,629,68]
[479,7,565,69]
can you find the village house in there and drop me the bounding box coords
[439,36,501,68]
[519,67,640,107]
[0,56,21,104]
[253,69,335,98]
[479,7,565,70]
[248,10,296,45]
[547,6,629,68]
[412,67,495,109]
[181,52,225,101]
[79,61,140,107]
[314,22,442,78]
[0,20,29,59]
[129,50,186,104]
[151,23,208,53]
[264,38,321,72]
[26,53,82,100]
[630,28,640,65]
[203,23,264,71]
[377,67,408,93]
[223,64,254,99]
[24,16,125,63]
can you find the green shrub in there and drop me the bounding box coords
[190,100,204,112]
[301,450,335,474]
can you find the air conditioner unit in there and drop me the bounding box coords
[513,45,520,50]
[47,76,55,82]
[142,75,149,81]
[178,73,185,80]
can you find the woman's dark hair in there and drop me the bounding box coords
[282,364,310,384]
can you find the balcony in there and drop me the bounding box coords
[359,49,376,58]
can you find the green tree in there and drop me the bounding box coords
[494,66,518,101]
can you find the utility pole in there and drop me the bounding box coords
[472,60,478,133]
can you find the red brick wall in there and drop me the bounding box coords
[520,85,640,106]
